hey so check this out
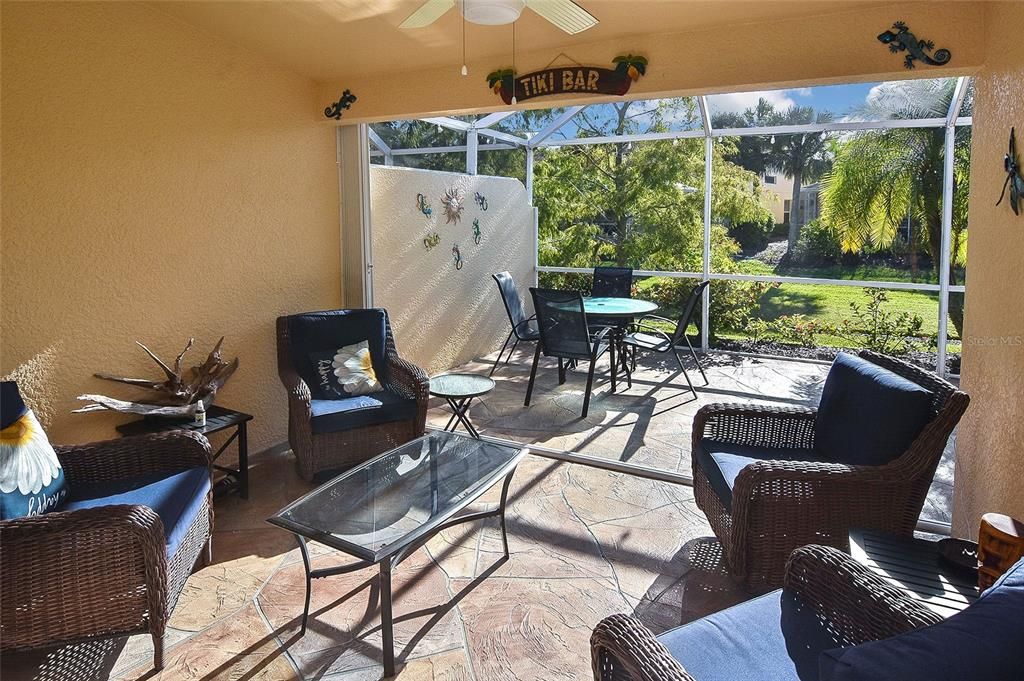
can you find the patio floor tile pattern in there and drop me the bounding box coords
[2,352,956,681]
[2,444,744,681]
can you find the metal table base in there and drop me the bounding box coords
[442,396,482,438]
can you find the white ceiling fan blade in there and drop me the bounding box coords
[526,0,598,34]
[399,0,456,28]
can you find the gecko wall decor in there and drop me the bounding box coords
[324,90,357,120]
[423,232,441,250]
[452,244,464,270]
[416,193,433,217]
[877,22,951,69]
[472,218,481,244]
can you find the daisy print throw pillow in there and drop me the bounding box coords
[332,341,383,396]
[0,381,67,519]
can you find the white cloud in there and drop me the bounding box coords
[793,87,813,97]
[707,89,797,115]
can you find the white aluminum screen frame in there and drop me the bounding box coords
[367,78,973,378]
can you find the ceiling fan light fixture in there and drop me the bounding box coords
[461,0,526,26]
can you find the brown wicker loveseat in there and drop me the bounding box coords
[276,308,429,481]
[0,430,213,670]
[591,544,948,681]
[692,350,969,588]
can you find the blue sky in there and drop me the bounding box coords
[706,81,881,119]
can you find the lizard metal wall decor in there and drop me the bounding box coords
[877,22,951,70]
[324,90,357,120]
[997,127,1024,216]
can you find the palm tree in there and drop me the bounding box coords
[770,106,834,251]
[821,79,969,336]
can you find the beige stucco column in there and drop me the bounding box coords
[951,3,1024,539]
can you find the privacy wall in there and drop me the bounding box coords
[369,166,534,374]
[0,2,341,454]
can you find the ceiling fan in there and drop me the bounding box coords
[400,0,598,35]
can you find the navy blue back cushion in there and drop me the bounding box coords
[286,309,389,398]
[814,353,933,466]
[820,557,1024,681]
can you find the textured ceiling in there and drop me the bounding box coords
[152,0,883,82]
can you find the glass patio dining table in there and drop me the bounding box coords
[582,296,659,319]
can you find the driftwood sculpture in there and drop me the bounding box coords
[75,337,238,418]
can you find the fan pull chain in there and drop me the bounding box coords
[461,1,468,76]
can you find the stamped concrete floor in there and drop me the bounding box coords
[4,447,746,681]
[3,352,956,681]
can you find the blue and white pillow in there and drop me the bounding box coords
[0,381,66,519]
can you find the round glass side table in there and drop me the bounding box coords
[430,373,495,438]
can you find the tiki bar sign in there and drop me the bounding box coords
[487,55,647,106]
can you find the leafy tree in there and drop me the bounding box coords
[713,98,833,251]
[711,98,779,175]
[770,106,834,251]
[821,79,969,335]
[534,98,770,271]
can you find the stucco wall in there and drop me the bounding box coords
[0,2,341,454]
[320,2,985,124]
[951,3,1024,537]
[369,166,534,375]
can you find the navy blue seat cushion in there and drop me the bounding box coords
[286,309,390,400]
[696,439,821,512]
[658,589,843,681]
[60,467,210,558]
[310,389,417,435]
[814,353,933,466]
[820,557,1024,681]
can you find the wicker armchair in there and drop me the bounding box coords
[591,544,944,681]
[276,308,429,481]
[692,350,970,588]
[0,430,213,670]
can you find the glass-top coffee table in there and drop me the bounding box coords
[267,430,526,677]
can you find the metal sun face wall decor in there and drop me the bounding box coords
[997,127,1024,216]
[877,22,951,69]
[441,187,465,224]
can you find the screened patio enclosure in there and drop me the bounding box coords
[368,77,973,380]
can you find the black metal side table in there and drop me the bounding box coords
[849,528,980,618]
[429,373,495,438]
[116,405,253,499]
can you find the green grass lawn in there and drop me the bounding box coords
[634,260,962,353]
[732,259,959,341]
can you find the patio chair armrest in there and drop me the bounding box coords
[386,353,430,404]
[636,314,678,327]
[591,614,697,681]
[0,504,168,649]
[785,545,944,645]
[56,430,212,486]
[692,403,817,452]
[629,323,673,343]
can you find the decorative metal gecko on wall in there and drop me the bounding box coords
[877,22,951,70]
[997,127,1024,216]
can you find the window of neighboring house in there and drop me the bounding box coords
[764,175,776,184]
[783,199,791,224]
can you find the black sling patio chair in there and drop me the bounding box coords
[491,271,540,376]
[589,266,634,333]
[620,280,710,398]
[525,288,616,418]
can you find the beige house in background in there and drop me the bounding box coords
[760,172,821,228]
